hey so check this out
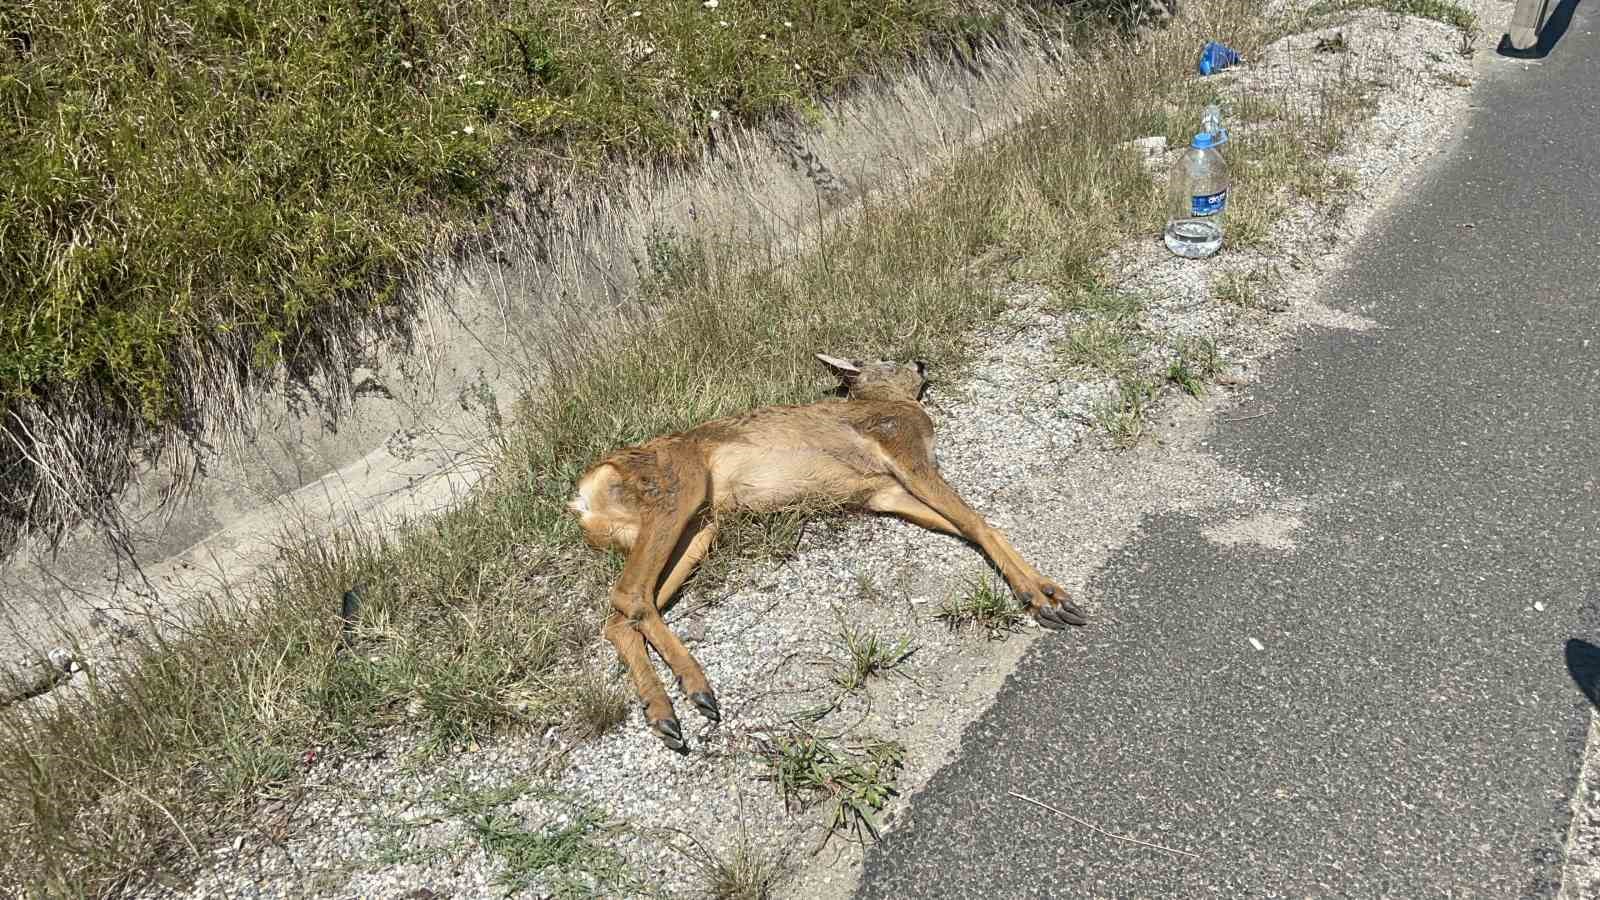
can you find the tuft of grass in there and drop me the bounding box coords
[1165,333,1228,398]
[830,622,915,692]
[1214,266,1280,310]
[699,837,789,900]
[698,501,846,589]
[1059,283,1146,321]
[1061,318,1142,376]
[1168,335,1226,399]
[566,666,633,742]
[477,811,632,896]
[937,577,1026,639]
[759,732,905,845]
[1057,284,1146,377]
[1095,376,1161,448]
[1166,354,1206,399]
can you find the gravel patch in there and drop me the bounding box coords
[126,0,1528,897]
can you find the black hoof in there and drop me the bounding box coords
[689,691,721,722]
[651,717,687,752]
[1037,602,1089,629]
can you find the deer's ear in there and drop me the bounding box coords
[815,353,862,381]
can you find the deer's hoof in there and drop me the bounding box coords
[689,691,721,722]
[651,717,688,752]
[1036,600,1088,629]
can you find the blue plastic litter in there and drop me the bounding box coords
[1198,41,1242,75]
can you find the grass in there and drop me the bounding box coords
[1056,283,1147,405]
[0,0,1399,891]
[698,502,843,590]
[1096,376,1162,448]
[829,621,914,692]
[678,828,789,900]
[0,0,1145,556]
[758,731,905,845]
[1059,282,1146,321]
[435,780,636,897]
[701,840,787,900]
[566,666,633,741]
[1167,335,1226,398]
[1214,265,1279,309]
[1309,0,1479,30]
[1061,317,1142,376]
[474,808,632,897]
[1166,352,1206,399]
[937,577,1027,639]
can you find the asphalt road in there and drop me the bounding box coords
[857,11,1600,899]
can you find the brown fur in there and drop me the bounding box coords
[568,353,1086,751]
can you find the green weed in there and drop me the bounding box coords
[1095,376,1162,448]
[759,732,905,845]
[937,577,1026,639]
[830,623,915,692]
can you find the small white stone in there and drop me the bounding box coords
[1248,637,1265,652]
[1534,601,1547,612]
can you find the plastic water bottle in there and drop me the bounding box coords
[1163,105,1230,259]
[1197,41,1242,76]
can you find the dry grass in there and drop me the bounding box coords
[697,837,789,900]
[0,0,1406,891]
[566,666,634,741]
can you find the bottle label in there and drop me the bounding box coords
[1190,190,1227,217]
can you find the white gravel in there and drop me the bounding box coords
[126,0,1533,896]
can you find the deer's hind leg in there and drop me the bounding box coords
[654,512,719,612]
[603,457,718,750]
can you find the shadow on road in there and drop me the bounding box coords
[1497,0,1584,59]
[1564,638,1600,709]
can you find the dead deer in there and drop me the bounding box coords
[569,353,1087,751]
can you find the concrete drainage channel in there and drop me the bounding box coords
[0,30,1085,707]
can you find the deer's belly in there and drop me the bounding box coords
[710,444,888,512]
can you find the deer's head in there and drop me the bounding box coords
[815,353,928,403]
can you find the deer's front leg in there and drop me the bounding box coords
[887,468,1087,629]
